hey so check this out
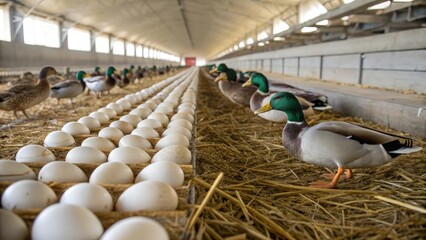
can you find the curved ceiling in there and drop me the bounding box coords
[14,0,304,59]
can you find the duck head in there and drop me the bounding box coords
[255,92,305,122]
[214,68,237,83]
[76,71,88,81]
[242,72,269,93]
[209,63,228,74]
[39,66,58,79]
[106,66,118,77]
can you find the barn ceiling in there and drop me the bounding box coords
[9,0,426,60]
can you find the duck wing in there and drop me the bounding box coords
[51,80,79,90]
[4,84,36,96]
[269,82,329,107]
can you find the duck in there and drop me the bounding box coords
[242,72,325,123]
[50,70,87,105]
[117,68,130,88]
[135,66,144,83]
[210,63,256,106]
[7,72,37,86]
[83,66,118,99]
[91,66,102,77]
[255,92,423,189]
[0,66,58,119]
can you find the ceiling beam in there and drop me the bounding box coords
[177,0,193,48]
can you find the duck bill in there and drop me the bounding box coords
[209,67,218,74]
[214,72,226,83]
[242,77,252,87]
[254,103,272,114]
[84,74,91,78]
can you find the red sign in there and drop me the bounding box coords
[185,57,196,66]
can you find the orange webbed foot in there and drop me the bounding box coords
[309,180,336,189]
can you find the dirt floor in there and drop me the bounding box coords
[0,69,425,240]
[192,69,426,240]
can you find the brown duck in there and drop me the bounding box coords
[0,66,57,118]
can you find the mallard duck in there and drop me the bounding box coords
[8,72,36,86]
[242,72,323,123]
[0,66,58,118]
[91,66,102,77]
[210,64,256,106]
[50,71,87,104]
[135,66,144,83]
[83,66,118,99]
[255,92,423,189]
[117,68,130,88]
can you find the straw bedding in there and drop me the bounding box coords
[190,69,426,239]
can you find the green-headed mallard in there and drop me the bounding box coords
[83,66,118,99]
[117,68,130,88]
[255,92,423,189]
[210,63,256,106]
[91,66,102,77]
[50,71,87,104]
[0,66,58,118]
[243,72,316,123]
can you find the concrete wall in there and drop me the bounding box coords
[0,41,176,74]
[213,28,426,93]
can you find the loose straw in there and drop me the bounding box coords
[374,196,426,214]
[194,177,296,240]
[187,172,224,230]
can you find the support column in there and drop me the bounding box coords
[9,5,24,43]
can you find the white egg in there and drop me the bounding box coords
[98,127,124,142]
[106,103,124,115]
[171,112,194,123]
[154,106,174,115]
[137,91,148,99]
[119,135,152,149]
[116,99,132,110]
[1,180,57,210]
[135,161,184,188]
[162,126,192,140]
[130,107,152,119]
[178,107,195,115]
[78,116,101,131]
[89,111,110,125]
[178,102,196,110]
[157,102,174,109]
[155,134,189,149]
[81,137,116,152]
[61,122,90,136]
[15,144,55,163]
[44,131,75,147]
[90,162,134,184]
[116,181,178,212]
[124,94,138,104]
[120,114,142,128]
[0,160,36,181]
[109,120,133,135]
[38,161,88,183]
[132,93,142,102]
[148,98,161,105]
[108,146,151,164]
[101,217,169,240]
[137,119,162,130]
[164,99,179,107]
[131,127,159,139]
[0,209,28,240]
[138,102,156,110]
[66,146,107,164]
[32,204,103,240]
[168,119,193,131]
[148,112,169,127]
[60,183,113,212]
[98,107,117,118]
[152,145,191,164]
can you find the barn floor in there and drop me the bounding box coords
[0,69,425,239]
[193,69,426,239]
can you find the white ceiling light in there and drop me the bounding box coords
[301,27,318,33]
[258,42,265,47]
[342,0,355,3]
[341,16,349,21]
[229,47,233,52]
[273,36,285,41]
[233,45,238,51]
[316,20,329,26]
[393,0,413,2]
[239,41,245,48]
[257,31,268,41]
[246,37,254,45]
[368,1,391,10]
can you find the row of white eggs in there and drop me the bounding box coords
[1,197,170,240]
[1,68,198,240]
